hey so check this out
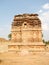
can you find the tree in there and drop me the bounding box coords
[45,41,49,45]
[8,33,11,40]
[42,39,45,43]
[42,39,49,45]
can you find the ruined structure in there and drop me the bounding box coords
[8,13,45,52]
[11,14,42,42]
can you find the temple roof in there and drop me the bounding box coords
[12,13,41,27]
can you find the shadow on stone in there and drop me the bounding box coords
[0,59,3,63]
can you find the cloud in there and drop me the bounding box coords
[38,3,49,41]
[42,11,49,17]
[39,14,49,41]
[39,11,49,30]
[38,10,43,13]
[42,24,48,30]
[40,11,49,23]
[42,3,49,9]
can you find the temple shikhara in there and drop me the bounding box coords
[12,14,41,42]
[8,13,45,52]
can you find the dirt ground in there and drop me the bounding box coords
[0,51,49,65]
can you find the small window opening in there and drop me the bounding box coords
[24,23,27,25]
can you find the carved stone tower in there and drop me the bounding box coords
[11,14,42,42]
[10,14,45,51]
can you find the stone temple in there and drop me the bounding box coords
[0,14,49,65]
[8,13,45,52]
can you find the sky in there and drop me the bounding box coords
[0,0,49,41]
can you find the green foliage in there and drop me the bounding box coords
[42,34,43,37]
[45,41,49,45]
[8,33,11,40]
[43,39,49,45]
[43,39,45,43]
